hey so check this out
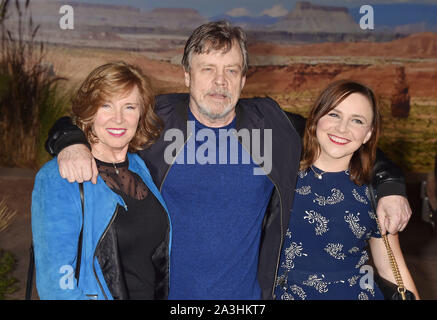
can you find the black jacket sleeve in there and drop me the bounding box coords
[283,111,407,199]
[45,116,90,156]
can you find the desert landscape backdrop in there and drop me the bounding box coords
[3,0,437,172]
[14,0,433,172]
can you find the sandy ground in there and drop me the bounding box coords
[0,167,436,300]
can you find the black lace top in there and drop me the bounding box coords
[96,157,167,300]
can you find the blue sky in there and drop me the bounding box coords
[69,0,437,17]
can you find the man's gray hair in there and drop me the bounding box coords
[182,20,249,75]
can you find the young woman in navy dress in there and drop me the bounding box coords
[275,80,419,300]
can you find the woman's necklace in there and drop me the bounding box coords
[310,165,327,180]
[92,149,123,175]
[112,162,119,175]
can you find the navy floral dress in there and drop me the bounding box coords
[275,166,384,300]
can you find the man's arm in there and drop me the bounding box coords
[372,149,406,197]
[372,149,412,234]
[283,110,412,234]
[45,117,97,184]
[45,117,90,156]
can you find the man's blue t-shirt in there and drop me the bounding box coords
[162,109,274,299]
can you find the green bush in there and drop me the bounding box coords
[0,248,18,299]
[0,194,19,300]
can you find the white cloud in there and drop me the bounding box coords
[226,7,252,17]
[260,4,289,17]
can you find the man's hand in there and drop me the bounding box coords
[57,144,98,184]
[376,195,412,235]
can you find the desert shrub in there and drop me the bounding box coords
[0,248,18,299]
[0,197,16,233]
[0,197,18,299]
[0,0,70,168]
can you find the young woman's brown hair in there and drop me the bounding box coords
[300,80,382,185]
[72,61,163,151]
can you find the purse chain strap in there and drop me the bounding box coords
[375,218,407,300]
[370,186,407,300]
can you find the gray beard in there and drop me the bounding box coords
[196,101,235,121]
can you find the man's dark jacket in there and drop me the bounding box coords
[46,93,407,299]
